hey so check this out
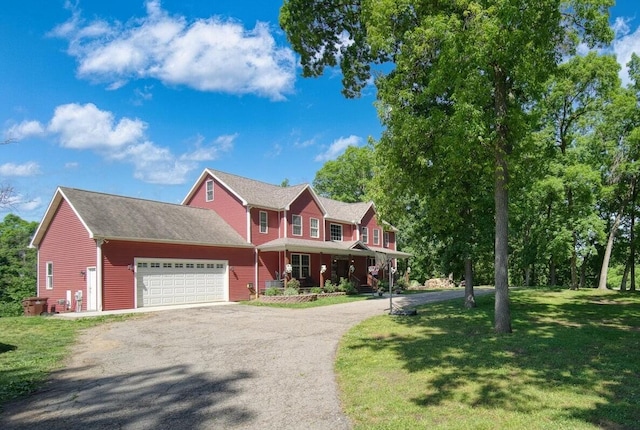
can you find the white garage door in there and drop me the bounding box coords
[135,258,227,307]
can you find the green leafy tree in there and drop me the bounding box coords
[313,144,374,203]
[281,0,613,333]
[0,214,38,316]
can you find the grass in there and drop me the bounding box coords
[0,314,135,409]
[335,288,640,430]
[242,293,371,308]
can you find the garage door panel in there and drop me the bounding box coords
[136,259,227,307]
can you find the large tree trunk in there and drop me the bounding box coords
[579,260,586,289]
[620,255,630,291]
[464,257,476,309]
[598,211,623,290]
[493,65,511,334]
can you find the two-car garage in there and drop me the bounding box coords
[135,258,228,307]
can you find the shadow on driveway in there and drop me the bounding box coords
[2,365,255,430]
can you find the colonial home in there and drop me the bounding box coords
[30,168,410,312]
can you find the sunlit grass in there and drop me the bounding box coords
[336,288,640,429]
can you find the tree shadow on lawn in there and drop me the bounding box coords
[345,289,640,429]
[1,364,255,430]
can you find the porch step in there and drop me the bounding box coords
[357,284,375,294]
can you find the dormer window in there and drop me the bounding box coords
[384,231,390,248]
[205,179,214,202]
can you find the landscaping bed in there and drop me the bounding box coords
[258,292,345,304]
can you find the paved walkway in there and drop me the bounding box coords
[1,289,492,430]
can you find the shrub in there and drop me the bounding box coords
[286,278,301,291]
[310,287,323,294]
[264,287,282,296]
[284,287,299,296]
[337,277,358,295]
[396,277,408,290]
[323,280,336,293]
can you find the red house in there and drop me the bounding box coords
[30,169,410,312]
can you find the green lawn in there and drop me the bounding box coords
[0,314,135,409]
[336,288,640,430]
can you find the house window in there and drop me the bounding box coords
[373,228,380,245]
[205,179,214,202]
[46,262,53,290]
[292,214,302,236]
[330,224,342,241]
[259,211,268,234]
[384,231,390,248]
[310,218,319,238]
[197,263,205,268]
[150,262,160,268]
[163,263,172,268]
[291,254,310,279]
[361,227,368,244]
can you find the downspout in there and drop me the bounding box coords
[96,238,104,311]
[36,247,40,297]
[254,248,259,298]
[246,206,252,243]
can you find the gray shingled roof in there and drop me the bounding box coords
[59,187,251,247]
[210,169,309,210]
[318,197,372,223]
[210,169,374,223]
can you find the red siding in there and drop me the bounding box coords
[37,199,96,311]
[324,221,353,242]
[288,189,325,241]
[184,174,247,240]
[251,208,280,245]
[101,241,255,310]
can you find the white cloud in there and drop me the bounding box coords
[314,135,362,162]
[51,0,296,100]
[110,141,195,184]
[2,194,43,213]
[0,162,41,177]
[612,18,640,87]
[5,102,232,185]
[48,103,147,149]
[4,120,46,141]
[181,133,236,162]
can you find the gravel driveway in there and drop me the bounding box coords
[1,289,491,429]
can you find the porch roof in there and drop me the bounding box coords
[256,238,412,259]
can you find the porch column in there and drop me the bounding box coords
[319,252,325,288]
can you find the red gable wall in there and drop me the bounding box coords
[288,189,324,240]
[184,174,247,240]
[37,199,96,311]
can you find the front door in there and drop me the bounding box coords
[86,267,97,311]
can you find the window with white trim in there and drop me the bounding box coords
[291,253,310,279]
[384,231,390,248]
[205,179,214,201]
[330,224,343,241]
[310,218,319,238]
[361,227,368,244]
[46,262,53,290]
[373,228,380,245]
[292,214,302,236]
[259,211,268,234]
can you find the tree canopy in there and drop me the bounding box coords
[281,0,613,333]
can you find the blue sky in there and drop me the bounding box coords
[1,1,639,222]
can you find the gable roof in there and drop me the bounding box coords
[183,168,382,225]
[318,197,373,224]
[30,187,252,248]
